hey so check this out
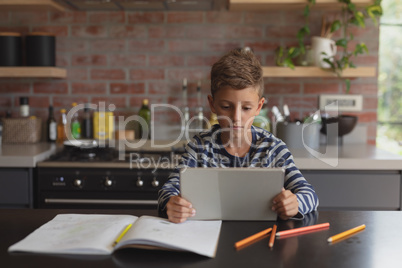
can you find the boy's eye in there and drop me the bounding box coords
[221,106,230,110]
[243,107,252,111]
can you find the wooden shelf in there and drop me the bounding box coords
[229,0,375,11]
[262,66,376,78]
[0,0,67,12]
[0,67,67,79]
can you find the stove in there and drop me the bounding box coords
[36,144,183,210]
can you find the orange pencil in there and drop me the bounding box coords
[234,227,272,249]
[276,222,330,237]
[269,224,277,248]
[327,224,366,243]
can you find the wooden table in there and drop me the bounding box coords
[1,209,401,267]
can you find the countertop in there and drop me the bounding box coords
[2,142,402,170]
[291,144,402,170]
[0,143,57,168]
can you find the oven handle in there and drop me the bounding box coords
[44,199,158,205]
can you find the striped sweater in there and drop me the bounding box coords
[158,124,319,216]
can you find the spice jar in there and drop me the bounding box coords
[0,32,22,66]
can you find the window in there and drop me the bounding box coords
[378,0,402,155]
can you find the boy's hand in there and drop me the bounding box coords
[166,196,196,223]
[272,188,299,220]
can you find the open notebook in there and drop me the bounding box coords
[8,214,222,258]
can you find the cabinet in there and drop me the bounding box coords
[302,170,402,211]
[0,168,34,208]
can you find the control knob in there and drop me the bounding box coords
[136,177,144,187]
[151,177,159,188]
[104,177,113,187]
[73,179,82,187]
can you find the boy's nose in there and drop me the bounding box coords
[231,105,242,124]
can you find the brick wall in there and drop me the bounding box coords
[0,10,379,144]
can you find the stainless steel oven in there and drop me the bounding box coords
[36,144,181,209]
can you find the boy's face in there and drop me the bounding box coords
[208,86,265,139]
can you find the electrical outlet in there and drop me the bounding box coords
[319,94,363,112]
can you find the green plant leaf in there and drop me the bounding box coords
[354,43,369,56]
[289,47,301,58]
[345,79,351,94]
[330,20,342,33]
[303,4,310,17]
[284,58,295,69]
[323,58,335,70]
[336,38,348,48]
[367,5,383,26]
[347,3,357,13]
[355,11,365,28]
[297,26,310,40]
[349,61,356,68]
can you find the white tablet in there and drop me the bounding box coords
[180,167,284,221]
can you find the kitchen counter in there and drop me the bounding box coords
[1,142,401,171]
[0,143,57,168]
[291,144,402,170]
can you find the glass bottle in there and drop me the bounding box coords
[56,109,67,144]
[47,105,57,142]
[19,97,29,117]
[138,99,151,139]
[196,80,205,131]
[81,105,93,139]
[71,102,81,139]
[253,104,271,132]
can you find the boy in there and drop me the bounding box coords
[158,48,319,223]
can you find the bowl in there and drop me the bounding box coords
[320,115,358,137]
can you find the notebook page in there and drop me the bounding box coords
[8,214,137,255]
[117,216,222,258]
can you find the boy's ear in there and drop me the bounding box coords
[255,97,265,116]
[208,95,216,114]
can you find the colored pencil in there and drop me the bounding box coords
[327,224,366,243]
[269,224,277,248]
[113,223,132,247]
[276,222,330,237]
[234,227,272,249]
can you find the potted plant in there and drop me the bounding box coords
[321,0,383,92]
[275,0,383,93]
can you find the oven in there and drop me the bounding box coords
[36,144,182,210]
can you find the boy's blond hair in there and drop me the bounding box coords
[210,48,264,98]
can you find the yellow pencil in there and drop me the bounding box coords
[113,223,132,247]
[327,224,366,243]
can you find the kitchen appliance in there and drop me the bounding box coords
[36,142,184,209]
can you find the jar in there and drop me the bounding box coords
[0,32,22,66]
[26,32,56,66]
